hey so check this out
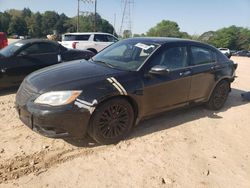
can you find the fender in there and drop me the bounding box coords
[75,73,144,121]
[206,75,233,102]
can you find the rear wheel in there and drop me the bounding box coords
[88,98,134,144]
[206,80,230,110]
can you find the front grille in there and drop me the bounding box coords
[16,80,38,106]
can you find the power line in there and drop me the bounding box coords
[77,0,97,32]
[119,0,134,37]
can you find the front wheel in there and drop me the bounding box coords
[88,98,134,144]
[206,80,230,110]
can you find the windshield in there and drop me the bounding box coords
[92,39,159,71]
[0,41,24,57]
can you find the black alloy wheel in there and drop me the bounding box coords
[88,98,134,144]
[206,80,230,110]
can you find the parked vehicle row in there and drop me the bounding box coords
[0,39,94,89]
[234,50,250,57]
[15,37,237,144]
[218,47,250,58]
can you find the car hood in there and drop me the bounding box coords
[26,59,125,93]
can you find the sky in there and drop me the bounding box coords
[0,0,250,35]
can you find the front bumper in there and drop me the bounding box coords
[16,101,91,138]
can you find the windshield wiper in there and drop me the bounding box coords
[92,59,115,68]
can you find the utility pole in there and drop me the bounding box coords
[119,0,134,37]
[80,0,97,32]
[77,0,80,32]
[94,0,97,32]
[113,13,116,35]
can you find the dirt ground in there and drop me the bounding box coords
[0,57,249,188]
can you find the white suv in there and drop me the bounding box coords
[218,48,231,58]
[61,32,118,54]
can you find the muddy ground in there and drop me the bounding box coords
[0,57,249,188]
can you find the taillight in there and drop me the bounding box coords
[233,63,238,70]
[72,42,78,49]
[3,38,8,47]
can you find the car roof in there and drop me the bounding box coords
[125,37,207,45]
[123,37,217,50]
[14,39,60,46]
[63,32,115,36]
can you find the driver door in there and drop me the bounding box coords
[142,44,192,115]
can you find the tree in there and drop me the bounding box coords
[0,12,11,33]
[198,31,216,42]
[8,16,28,35]
[22,8,32,18]
[146,20,189,38]
[55,13,69,34]
[123,30,132,38]
[199,26,250,50]
[77,13,115,34]
[41,11,60,35]
[26,12,43,37]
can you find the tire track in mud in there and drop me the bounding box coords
[0,146,100,184]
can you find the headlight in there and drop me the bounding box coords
[34,91,82,106]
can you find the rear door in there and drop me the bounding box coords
[188,45,218,101]
[61,34,91,49]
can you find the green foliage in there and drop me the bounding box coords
[199,26,250,50]
[0,9,116,38]
[0,12,11,32]
[77,13,115,35]
[8,16,28,36]
[123,30,132,38]
[146,20,190,38]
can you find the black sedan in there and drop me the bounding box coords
[16,37,237,144]
[0,39,94,89]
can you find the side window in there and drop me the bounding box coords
[22,43,58,55]
[149,46,188,70]
[76,35,90,41]
[94,34,108,42]
[62,34,90,41]
[191,46,215,65]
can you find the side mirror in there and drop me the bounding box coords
[17,51,28,57]
[224,52,231,59]
[149,65,170,75]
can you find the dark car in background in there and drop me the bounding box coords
[16,37,237,144]
[0,39,94,89]
[0,32,8,49]
[235,50,250,57]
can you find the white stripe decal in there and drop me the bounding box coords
[107,78,124,95]
[74,99,97,114]
[74,101,96,114]
[110,77,128,95]
[76,99,98,106]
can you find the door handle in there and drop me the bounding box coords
[211,65,221,70]
[1,68,6,73]
[180,70,191,76]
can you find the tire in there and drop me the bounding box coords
[88,98,134,144]
[206,80,230,110]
